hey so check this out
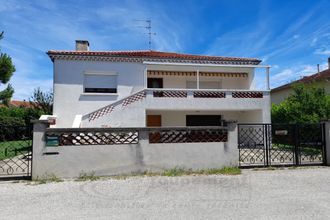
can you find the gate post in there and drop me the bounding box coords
[323,120,330,166]
[31,120,49,180]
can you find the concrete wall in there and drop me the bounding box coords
[271,81,330,104]
[271,87,292,104]
[324,121,330,166]
[146,110,263,126]
[53,60,146,127]
[152,75,249,90]
[32,122,238,179]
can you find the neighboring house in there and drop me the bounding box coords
[0,100,33,108]
[271,60,330,104]
[47,40,271,128]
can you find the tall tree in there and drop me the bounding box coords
[0,31,15,105]
[272,83,330,123]
[29,87,53,115]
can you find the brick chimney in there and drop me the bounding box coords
[75,40,89,51]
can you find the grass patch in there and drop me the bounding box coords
[161,167,241,177]
[32,173,63,185]
[162,167,187,176]
[200,167,241,175]
[0,140,32,160]
[76,171,100,181]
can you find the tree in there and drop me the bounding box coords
[0,31,15,105]
[272,83,330,123]
[29,87,53,115]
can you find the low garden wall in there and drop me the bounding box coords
[32,122,238,179]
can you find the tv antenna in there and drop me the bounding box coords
[135,19,156,50]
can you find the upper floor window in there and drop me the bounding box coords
[84,72,117,93]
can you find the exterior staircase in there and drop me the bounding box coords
[81,89,147,127]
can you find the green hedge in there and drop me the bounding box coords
[0,107,40,141]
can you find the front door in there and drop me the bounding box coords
[147,115,162,127]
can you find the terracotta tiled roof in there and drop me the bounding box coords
[47,50,261,65]
[271,68,330,92]
[0,100,34,108]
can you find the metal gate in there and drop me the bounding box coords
[238,123,326,167]
[0,124,32,180]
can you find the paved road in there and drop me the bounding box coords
[0,167,330,219]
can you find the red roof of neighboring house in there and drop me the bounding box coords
[0,100,34,108]
[271,68,330,92]
[47,50,261,65]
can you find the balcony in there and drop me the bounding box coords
[144,88,270,111]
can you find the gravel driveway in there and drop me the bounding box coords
[0,167,330,220]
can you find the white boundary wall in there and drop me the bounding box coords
[32,122,238,179]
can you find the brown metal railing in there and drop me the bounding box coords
[46,126,229,146]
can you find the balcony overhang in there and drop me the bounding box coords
[144,61,271,90]
[143,61,271,68]
[147,70,248,77]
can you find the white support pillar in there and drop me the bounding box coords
[144,66,148,88]
[266,67,270,90]
[197,69,200,89]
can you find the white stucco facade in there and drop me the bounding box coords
[49,49,271,128]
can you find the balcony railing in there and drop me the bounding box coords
[147,89,265,99]
[85,88,268,122]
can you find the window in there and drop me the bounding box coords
[84,73,117,93]
[147,78,163,88]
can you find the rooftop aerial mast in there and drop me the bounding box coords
[135,19,156,50]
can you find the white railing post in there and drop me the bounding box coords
[146,89,153,99]
[187,90,194,98]
[226,91,232,98]
[144,66,148,89]
[197,69,200,89]
[266,67,270,90]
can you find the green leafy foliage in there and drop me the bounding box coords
[29,87,53,115]
[0,84,14,105]
[0,31,15,105]
[272,83,330,123]
[0,106,41,126]
[0,54,15,84]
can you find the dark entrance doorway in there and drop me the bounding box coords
[186,115,222,126]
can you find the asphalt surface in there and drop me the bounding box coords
[0,167,330,220]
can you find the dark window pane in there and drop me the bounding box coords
[84,88,117,93]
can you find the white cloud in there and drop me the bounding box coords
[293,34,300,39]
[271,62,328,88]
[314,49,330,55]
[310,37,318,46]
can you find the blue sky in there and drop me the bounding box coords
[1,0,330,99]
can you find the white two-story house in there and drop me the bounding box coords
[47,40,271,128]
